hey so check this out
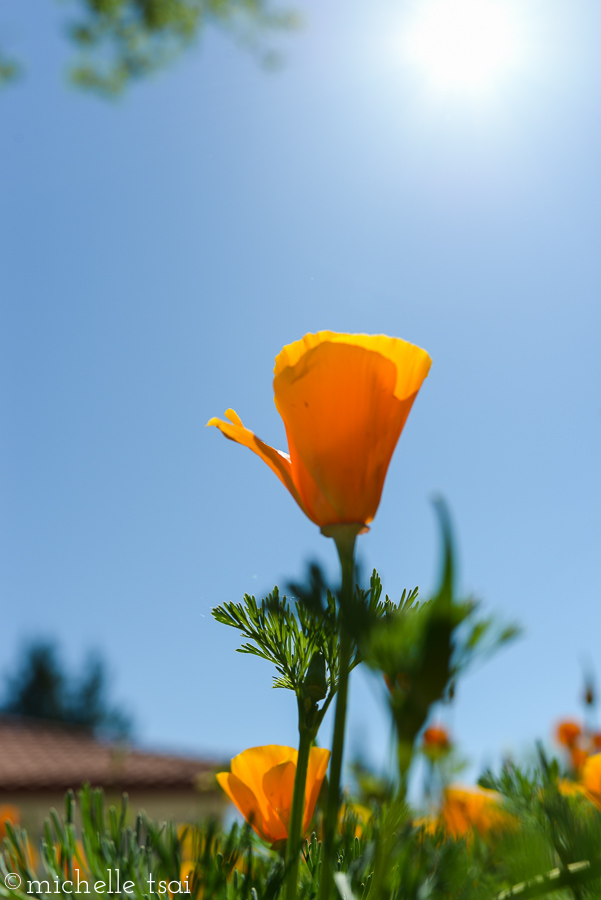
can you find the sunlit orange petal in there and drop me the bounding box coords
[216,772,275,843]
[263,760,297,832]
[581,754,601,803]
[274,332,431,401]
[303,747,331,832]
[230,745,296,839]
[231,745,297,796]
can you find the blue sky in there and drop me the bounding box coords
[1,0,600,784]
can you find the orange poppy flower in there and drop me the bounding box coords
[53,840,88,880]
[556,720,582,749]
[580,753,601,808]
[216,745,331,845]
[441,786,510,838]
[208,332,431,534]
[421,725,451,761]
[0,805,19,839]
[423,726,451,750]
[570,746,589,773]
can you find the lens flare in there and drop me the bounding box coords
[405,0,520,92]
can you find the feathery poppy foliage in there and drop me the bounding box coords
[6,757,601,900]
[216,745,331,845]
[212,565,419,737]
[208,331,431,534]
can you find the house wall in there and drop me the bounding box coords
[0,790,226,845]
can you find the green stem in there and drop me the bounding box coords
[496,859,601,900]
[284,725,313,900]
[319,532,356,900]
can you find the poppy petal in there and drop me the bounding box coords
[262,760,297,832]
[216,773,272,843]
[582,754,601,800]
[302,748,331,833]
[206,410,312,520]
[274,332,431,401]
[230,745,297,839]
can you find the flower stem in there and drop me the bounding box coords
[319,531,356,900]
[284,726,312,900]
[496,859,601,900]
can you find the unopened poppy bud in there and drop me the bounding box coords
[421,725,452,763]
[556,720,582,749]
[585,683,595,706]
[304,652,327,702]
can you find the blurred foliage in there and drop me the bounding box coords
[365,502,519,777]
[0,506,585,900]
[0,0,297,96]
[2,640,131,738]
[0,46,19,86]
[3,762,601,900]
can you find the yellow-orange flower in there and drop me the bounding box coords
[570,745,589,773]
[0,805,19,839]
[440,786,510,838]
[53,840,87,880]
[338,801,373,838]
[580,753,601,808]
[216,745,331,844]
[208,332,431,533]
[558,779,588,800]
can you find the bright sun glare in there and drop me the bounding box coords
[404,0,521,92]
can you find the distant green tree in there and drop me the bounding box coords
[0,50,18,86]
[2,640,132,739]
[0,0,297,95]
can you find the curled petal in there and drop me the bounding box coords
[206,410,311,519]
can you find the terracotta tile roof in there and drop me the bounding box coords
[0,716,221,794]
